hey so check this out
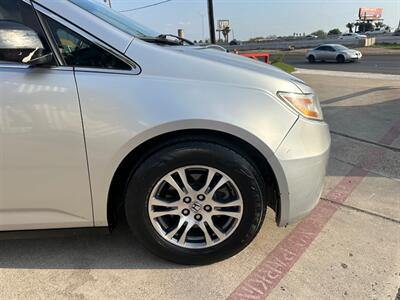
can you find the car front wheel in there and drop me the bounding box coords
[336,54,345,63]
[124,139,267,265]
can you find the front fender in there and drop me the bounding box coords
[74,72,297,226]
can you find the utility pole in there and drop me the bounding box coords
[104,0,111,8]
[207,0,216,44]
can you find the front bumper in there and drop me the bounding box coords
[274,117,331,226]
[349,53,362,60]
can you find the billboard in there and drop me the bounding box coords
[359,8,383,20]
[217,20,230,30]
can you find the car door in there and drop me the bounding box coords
[325,46,337,60]
[312,46,324,60]
[35,6,139,226]
[316,46,330,60]
[0,0,93,230]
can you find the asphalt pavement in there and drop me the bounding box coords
[282,53,400,75]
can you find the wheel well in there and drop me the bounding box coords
[107,129,281,230]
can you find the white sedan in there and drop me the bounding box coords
[339,33,367,40]
[306,44,363,63]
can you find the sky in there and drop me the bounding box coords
[103,0,400,41]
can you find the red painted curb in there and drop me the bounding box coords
[229,121,400,300]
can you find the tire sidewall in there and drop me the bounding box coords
[337,55,345,63]
[125,142,265,264]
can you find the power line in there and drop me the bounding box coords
[119,0,173,13]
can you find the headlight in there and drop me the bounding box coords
[277,92,323,120]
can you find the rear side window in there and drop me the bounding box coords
[42,14,131,70]
[0,0,53,64]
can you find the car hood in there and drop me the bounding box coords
[171,45,298,81]
[126,40,306,95]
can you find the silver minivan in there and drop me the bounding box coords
[0,0,330,264]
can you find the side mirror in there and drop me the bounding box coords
[0,20,51,66]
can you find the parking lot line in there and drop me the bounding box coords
[228,120,400,300]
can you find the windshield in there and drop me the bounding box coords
[68,0,159,38]
[333,45,349,51]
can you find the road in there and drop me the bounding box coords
[282,53,400,75]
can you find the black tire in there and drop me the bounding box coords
[336,55,345,63]
[308,55,316,63]
[124,139,266,265]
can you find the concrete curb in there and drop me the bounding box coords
[294,68,400,81]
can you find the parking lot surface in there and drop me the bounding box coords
[0,73,399,299]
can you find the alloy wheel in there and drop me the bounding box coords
[148,166,244,249]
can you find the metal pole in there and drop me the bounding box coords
[104,0,111,8]
[207,0,216,44]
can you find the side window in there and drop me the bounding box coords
[318,46,328,51]
[0,0,53,64]
[327,47,335,52]
[42,15,131,70]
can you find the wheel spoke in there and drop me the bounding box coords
[206,220,225,240]
[211,210,241,219]
[178,221,194,245]
[200,169,216,194]
[150,208,180,219]
[166,217,186,239]
[177,168,193,194]
[206,176,228,197]
[149,197,180,208]
[164,174,186,198]
[198,222,213,246]
[211,199,242,208]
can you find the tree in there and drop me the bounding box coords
[328,28,341,35]
[222,26,231,43]
[346,23,354,33]
[311,30,327,38]
[354,21,361,32]
[358,21,373,32]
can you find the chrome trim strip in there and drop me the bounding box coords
[0,63,74,71]
[73,67,140,75]
[32,3,141,75]
[0,63,30,69]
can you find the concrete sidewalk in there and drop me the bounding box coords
[0,74,399,300]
